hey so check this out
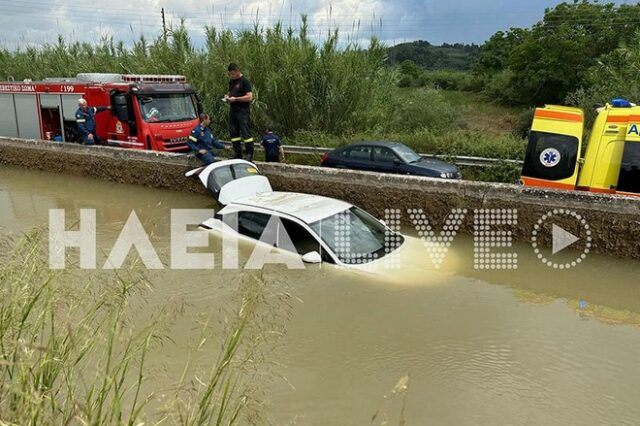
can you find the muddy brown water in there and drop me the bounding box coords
[1,166,640,425]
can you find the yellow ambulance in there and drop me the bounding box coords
[521,99,640,197]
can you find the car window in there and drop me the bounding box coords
[373,147,398,163]
[234,213,334,263]
[207,165,234,192]
[394,144,422,163]
[232,163,259,179]
[237,211,273,241]
[310,207,403,264]
[278,218,334,263]
[346,146,371,161]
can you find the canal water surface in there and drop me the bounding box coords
[1,166,639,425]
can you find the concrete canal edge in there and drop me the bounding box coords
[1,137,639,259]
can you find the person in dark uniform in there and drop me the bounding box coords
[188,113,227,165]
[261,126,285,162]
[224,63,254,161]
[75,98,111,145]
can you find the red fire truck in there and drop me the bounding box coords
[0,73,202,152]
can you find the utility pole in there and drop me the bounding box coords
[161,8,167,41]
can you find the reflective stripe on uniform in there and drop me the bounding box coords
[188,135,198,142]
[76,119,86,123]
[243,138,254,143]
[231,137,242,142]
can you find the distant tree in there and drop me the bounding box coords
[475,1,640,105]
[398,59,422,78]
[387,40,480,71]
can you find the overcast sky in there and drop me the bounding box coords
[0,0,635,49]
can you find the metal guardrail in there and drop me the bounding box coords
[220,141,523,168]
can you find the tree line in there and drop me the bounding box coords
[395,1,640,112]
[473,0,640,107]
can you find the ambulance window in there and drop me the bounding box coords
[522,131,579,181]
[618,142,640,194]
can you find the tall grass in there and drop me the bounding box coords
[0,19,395,138]
[0,20,526,182]
[0,231,284,425]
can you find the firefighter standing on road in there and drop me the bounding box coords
[224,63,254,161]
[188,113,227,166]
[75,98,110,145]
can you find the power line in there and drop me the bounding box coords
[2,2,640,46]
[2,0,640,28]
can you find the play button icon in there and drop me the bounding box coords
[531,209,593,269]
[552,224,580,254]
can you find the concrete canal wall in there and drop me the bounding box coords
[1,137,639,259]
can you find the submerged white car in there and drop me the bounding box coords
[186,160,407,270]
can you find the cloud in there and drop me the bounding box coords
[0,0,632,49]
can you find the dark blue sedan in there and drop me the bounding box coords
[320,141,461,179]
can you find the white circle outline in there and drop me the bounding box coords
[531,209,592,269]
[540,148,561,167]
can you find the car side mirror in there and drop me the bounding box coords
[393,158,402,166]
[302,251,322,264]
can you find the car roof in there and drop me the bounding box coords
[230,191,353,224]
[340,141,406,149]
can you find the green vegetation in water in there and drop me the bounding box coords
[0,231,289,425]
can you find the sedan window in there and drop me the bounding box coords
[232,163,260,179]
[208,166,234,193]
[237,211,273,241]
[310,207,403,264]
[394,144,422,163]
[373,147,399,163]
[279,219,335,263]
[346,146,372,161]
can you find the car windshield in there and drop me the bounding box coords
[138,93,197,123]
[309,207,401,264]
[394,144,422,163]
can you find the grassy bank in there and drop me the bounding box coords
[0,232,285,425]
[272,88,525,183]
[280,89,525,159]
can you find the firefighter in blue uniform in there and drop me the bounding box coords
[188,113,227,165]
[261,126,285,162]
[75,98,110,145]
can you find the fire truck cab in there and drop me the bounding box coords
[0,73,201,152]
[521,100,640,197]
